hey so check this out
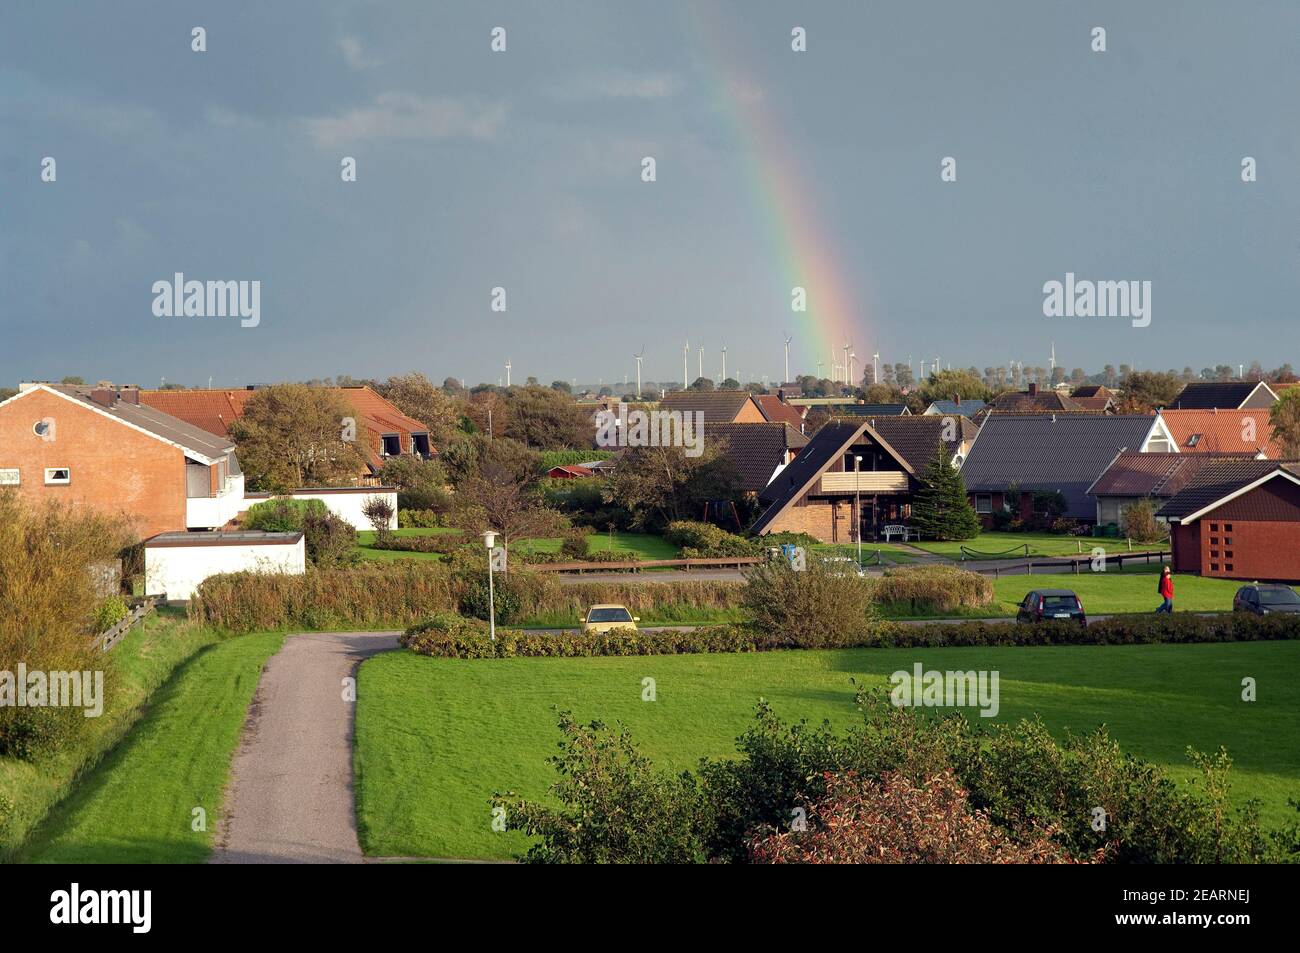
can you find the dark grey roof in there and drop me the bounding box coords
[1169,381,1274,410]
[960,414,1157,519]
[50,386,235,462]
[752,421,865,532]
[858,415,977,473]
[1156,460,1294,520]
[658,390,757,423]
[704,422,809,494]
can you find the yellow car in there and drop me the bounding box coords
[581,604,639,633]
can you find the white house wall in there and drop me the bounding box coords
[244,488,399,530]
[145,538,306,600]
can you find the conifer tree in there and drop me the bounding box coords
[911,441,981,540]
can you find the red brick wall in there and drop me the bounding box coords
[1196,516,1300,582]
[0,389,186,539]
[763,498,839,541]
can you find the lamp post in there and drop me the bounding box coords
[482,530,498,641]
[854,455,863,566]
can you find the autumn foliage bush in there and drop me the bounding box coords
[748,770,1091,864]
[0,492,134,757]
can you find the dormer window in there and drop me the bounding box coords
[381,434,402,456]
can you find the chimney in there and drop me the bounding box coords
[118,386,140,405]
[953,393,961,406]
[89,388,115,408]
[1028,381,1039,396]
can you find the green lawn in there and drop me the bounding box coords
[0,611,220,858]
[353,641,1300,860]
[356,527,460,561]
[984,567,1243,617]
[812,542,918,566]
[18,631,284,863]
[913,531,1168,560]
[356,529,679,563]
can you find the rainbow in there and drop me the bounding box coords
[686,5,873,382]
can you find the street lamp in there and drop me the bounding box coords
[854,455,863,567]
[482,530,498,641]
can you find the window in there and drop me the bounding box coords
[0,468,18,486]
[975,494,992,514]
[381,434,402,456]
[33,420,52,437]
[44,468,70,485]
[1224,524,1233,532]
[1210,563,1220,572]
[1225,564,1233,572]
[1186,433,1202,447]
[1210,523,1219,531]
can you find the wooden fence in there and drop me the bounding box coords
[95,599,155,652]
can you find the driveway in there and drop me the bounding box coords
[210,631,400,864]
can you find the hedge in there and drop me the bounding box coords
[401,611,1300,660]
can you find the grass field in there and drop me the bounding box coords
[0,610,223,858]
[357,528,678,563]
[18,631,284,863]
[913,532,1168,560]
[353,641,1300,860]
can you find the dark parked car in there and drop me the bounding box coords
[1232,584,1300,616]
[1016,588,1087,625]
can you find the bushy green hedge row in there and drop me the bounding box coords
[402,614,757,658]
[401,611,1300,660]
[872,565,994,613]
[664,520,759,556]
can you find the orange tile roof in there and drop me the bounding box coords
[139,386,434,473]
[1158,408,1283,457]
[753,395,807,429]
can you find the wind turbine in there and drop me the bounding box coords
[505,359,511,388]
[871,350,880,386]
[698,345,704,382]
[633,347,644,398]
[842,343,850,386]
[848,348,857,387]
[720,344,727,383]
[783,333,792,385]
[683,340,689,390]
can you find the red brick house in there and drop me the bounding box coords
[1159,461,1300,582]
[0,383,244,538]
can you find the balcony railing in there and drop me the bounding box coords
[186,474,246,529]
[817,471,909,494]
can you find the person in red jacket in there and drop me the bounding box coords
[1155,566,1174,613]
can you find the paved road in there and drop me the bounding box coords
[210,631,400,864]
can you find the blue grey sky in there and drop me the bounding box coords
[3,1,1297,389]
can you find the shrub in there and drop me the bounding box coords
[243,497,358,567]
[870,566,993,614]
[93,595,130,632]
[748,770,1090,864]
[761,531,821,549]
[370,531,466,554]
[558,527,591,560]
[459,577,524,624]
[361,496,396,534]
[190,563,455,631]
[493,695,1280,863]
[302,508,360,568]
[587,549,641,563]
[0,493,132,758]
[398,508,441,528]
[1121,498,1164,543]
[243,497,320,532]
[741,558,880,648]
[401,619,759,658]
[492,712,709,863]
[664,520,758,556]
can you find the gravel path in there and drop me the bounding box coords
[210,631,399,864]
